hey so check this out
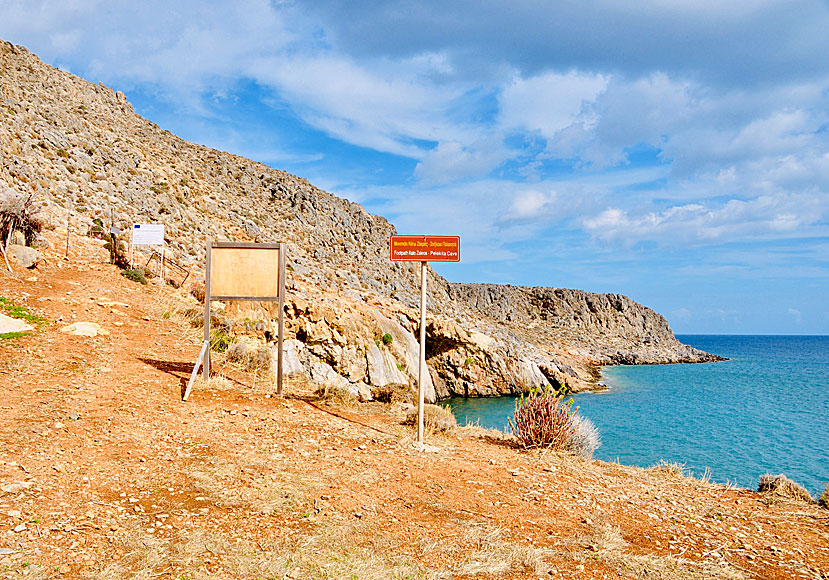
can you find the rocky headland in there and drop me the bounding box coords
[0,39,723,403]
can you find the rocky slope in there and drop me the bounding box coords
[0,39,722,401]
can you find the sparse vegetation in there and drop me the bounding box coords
[0,296,47,327]
[120,268,147,285]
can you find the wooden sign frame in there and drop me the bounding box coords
[183,239,286,401]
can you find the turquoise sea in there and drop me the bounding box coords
[447,335,829,495]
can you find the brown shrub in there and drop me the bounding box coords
[757,474,813,503]
[403,404,457,433]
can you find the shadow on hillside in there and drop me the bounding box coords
[138,357,192,395]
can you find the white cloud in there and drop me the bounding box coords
[583,192,827,246]
[499,71,607,138]
[500,189,557,222]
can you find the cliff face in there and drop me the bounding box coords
[0,40,722,400]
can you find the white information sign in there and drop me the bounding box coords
[132,224,165,245]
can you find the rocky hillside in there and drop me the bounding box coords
[0,39,721,401]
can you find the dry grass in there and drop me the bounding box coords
[648,461,689,479]
[554,518,746,580]
[758,473,814,504]
[187,374,236,393]
[402,403,457,433]
[189,455,320,514]
[281,520,433,579]
[314,382,359,407]
[456,525,555,576]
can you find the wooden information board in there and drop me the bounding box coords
[184,240,286,401]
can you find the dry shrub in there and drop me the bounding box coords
[372,382,415,404]
[315,383,358,407]
[226,340,272,373]
[0,182,45,246]
[648,461,689,479]
[188,375,235,393]
[758,473,814,503]
[566,414,601,459]
[403,403,457,433]
[509,387,576,450]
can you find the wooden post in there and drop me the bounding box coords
[277,242,286,396]
[109,209,115,264]
[203,238,212,381]
[183,340,209,401]
[417,261,427,445]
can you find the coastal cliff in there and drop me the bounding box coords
[0,39,722,400]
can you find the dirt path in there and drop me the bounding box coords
[1,233,827,579]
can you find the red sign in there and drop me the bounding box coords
[390,235,460,262]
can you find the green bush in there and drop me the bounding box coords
[210,328,233,353]
[508,386,577,450]
[121,268,147,285]
[381,333,393,346]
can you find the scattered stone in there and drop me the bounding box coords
[1,481,34,493]
[60,322,110,337]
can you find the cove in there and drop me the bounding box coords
[446,335,829,496]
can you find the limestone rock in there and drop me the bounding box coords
[0,313,33,334]
[60,322,110,337]
[366,343,409,389]
[6,244,39,268]
[277,339,305,377]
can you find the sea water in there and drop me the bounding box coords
[446,335,829,495]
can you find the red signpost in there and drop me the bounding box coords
[390,234,460,446]
[390,235,460,262]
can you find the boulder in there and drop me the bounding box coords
[6,244,39,268]
[0,313,33,334]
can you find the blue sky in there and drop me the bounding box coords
[1,0,827,334]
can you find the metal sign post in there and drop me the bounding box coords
[390,235,460,444]
[184,238,286,401]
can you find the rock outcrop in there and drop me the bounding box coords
[0,39,724,400]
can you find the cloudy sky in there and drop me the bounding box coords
[1,0,827,334]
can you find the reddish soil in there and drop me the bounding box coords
[1,232,827,579]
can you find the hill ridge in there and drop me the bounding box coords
[0,38,720,400]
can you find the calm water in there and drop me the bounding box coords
[447,335,829,495]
